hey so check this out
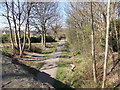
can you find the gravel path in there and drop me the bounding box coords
[36,39,65,85]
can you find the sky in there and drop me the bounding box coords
[58,2,68,28]
[0,0,118,30]
[0,4,7,29]
[0,2,68,30]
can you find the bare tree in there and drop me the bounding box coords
[91,1,97,84]
[20,1,33,56]
[17,0,23,57]
[4,1,15,51]
[11,0,19,48]
[102,0,111,88]
[51,24,62,41]
[31,2,58,47]
[27,2,33,50]
[3,0,33,57]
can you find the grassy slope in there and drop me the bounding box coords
[54,43,94,88]
[55,42,119,88]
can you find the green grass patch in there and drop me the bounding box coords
[54,42,96,88]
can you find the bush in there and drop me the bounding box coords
[30,36,56,43]
[1,34,56,43]
[66,29,81,56]
[46,36,56,42]
[0,34,10,43]
[30,36,41,43]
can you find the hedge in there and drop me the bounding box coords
[0,34,56,43]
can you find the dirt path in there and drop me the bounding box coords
[36,39,65,85]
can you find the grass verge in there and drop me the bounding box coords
[54,42,96,88]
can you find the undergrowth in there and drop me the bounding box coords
[54,41,96,88]
[55,41,120,88]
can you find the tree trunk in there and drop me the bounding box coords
[27,2,32,50]
[9,29,14,50]
[43,30,46,47]
[117,10,120,86]
[22,24,27,55]
[41,24,46,47]
[41,30,44,46]
[28,30,31,50]
[91,1,97,84]
[21,2,32,55]
[5,2,15,53]
[102,0,111,88]
[17,0,22,57]
[27,18,31,50]
[12,1,19,48]
[14,29,19,48]
[109,31,115,67]
[114,21,119,51]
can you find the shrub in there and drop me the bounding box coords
[30,36,41,43]
[1,34,56,43]
[30,36,56,43]
[46,36,56,42]
[0,34,10,43]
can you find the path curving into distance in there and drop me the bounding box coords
[36,39,65,85]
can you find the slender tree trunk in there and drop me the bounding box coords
[22,23,27,54]
[9,29,14,50]
[117,9,120,85]
[5,1,15,53]
[14,29,19,48]
[27,18,31,50]
[12,1,19,48]
[109,31,115,67]
[17,0,22,57]
[27,2,32,50]
[41,30,44,46]
[102,0,111,88]
[21,2,32,55]
[41,24,46,47]
[18,25,22,57]
[91,1,97,84]
[114,21,119,51]
[118,37,120,87]
[28,27,31,50]
[43,29,46,47]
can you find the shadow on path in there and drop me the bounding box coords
[36,71,74,89]
[2,40,75,89]
[11,59,75,89]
